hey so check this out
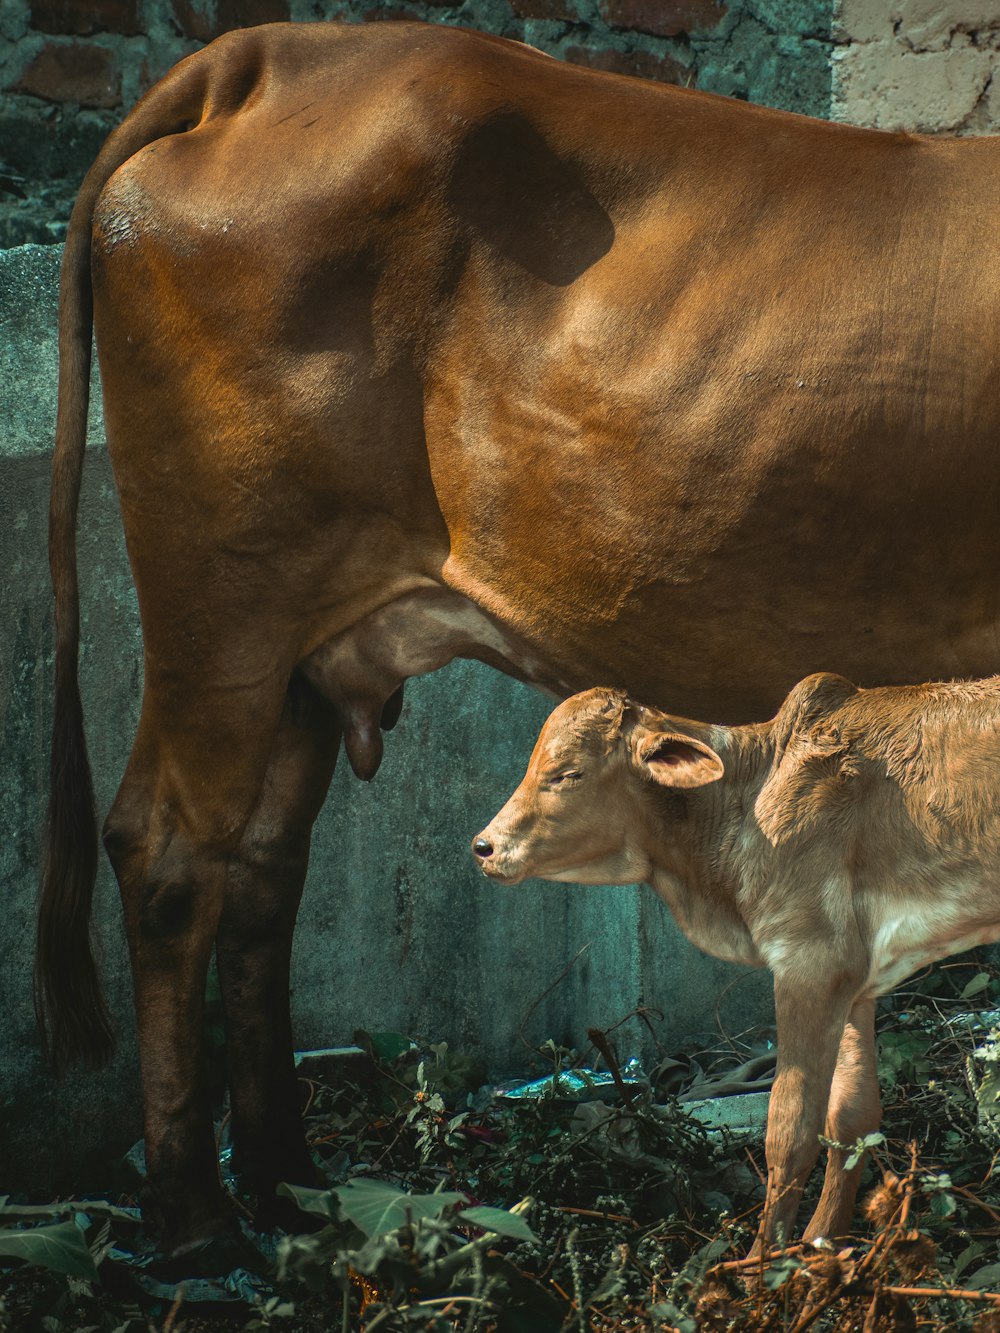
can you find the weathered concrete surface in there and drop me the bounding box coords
[833,1,1000,132]
[0,244,770,1192]
[1,244,143,1190]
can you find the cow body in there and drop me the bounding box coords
[37,19,1000,1253]
[475,676,1000,1243]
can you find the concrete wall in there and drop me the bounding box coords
[1,244,770,1191]
[1,245,147,1190]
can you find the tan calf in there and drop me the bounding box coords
[473,674,1000,1246]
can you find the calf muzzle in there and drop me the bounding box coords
[470,827,524,882]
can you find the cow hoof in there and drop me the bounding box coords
[154,1227,264,1279]
[255,1189,325,1237]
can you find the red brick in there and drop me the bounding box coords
[171,0,213,41]
[15,40,121,107]
[598,0,726,38]
[564,44,688,85]
[29,0,140,36]
[510,0,576,20]
[363,7,421,20]
[214,0,290,30]
[172,0,290,41]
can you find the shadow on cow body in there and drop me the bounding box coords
[447,112,615,286]
[474,673,1000,1247]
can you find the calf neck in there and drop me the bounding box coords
[474,673,1000,1245]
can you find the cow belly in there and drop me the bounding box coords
[301,585,558,780]
[867,905,1000,995]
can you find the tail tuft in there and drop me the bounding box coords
[35,653,114,1072]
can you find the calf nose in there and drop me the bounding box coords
[472,836,494,859]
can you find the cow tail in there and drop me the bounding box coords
[35,57,210,1072]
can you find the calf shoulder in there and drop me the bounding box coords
[753,673,862,848]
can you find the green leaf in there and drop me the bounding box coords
[649,1303,696,1333]
[694,1235,733,1267]
[763,1256,803,1290]
[929,1191,956,1219]
[962,972,991,1000]
[334,1180,465,1237]
[588,1252,628,1303]
[459,1206,537,1243]
[967,1262,1000,1291]
[877,1031,933,1089]
[952,1240,989,1281]
[276,1225,345,1292]
[0,1219,99,1280]
[276,1182,338,1220]
[922,1172,953,1194]
[354,1030,415,1063]
[844,1132,885,1172]
[0,1199,137,1223]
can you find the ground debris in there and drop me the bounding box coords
[6,959,1000,1329]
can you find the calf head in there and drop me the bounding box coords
[472,687,724,885]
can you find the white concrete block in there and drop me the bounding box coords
[685,1090,770,1141]
[832,41,993,131]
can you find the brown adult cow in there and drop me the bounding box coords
[474,677,1000,1245]
[36,18,1000,1256]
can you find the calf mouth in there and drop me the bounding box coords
[478,864,524,884]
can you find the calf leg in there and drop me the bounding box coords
[758,970,861,1249]
[105,671,290,1257]
[215,676,341,1223]
[802,996,880,1242]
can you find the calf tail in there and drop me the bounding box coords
[35,53,212,1071]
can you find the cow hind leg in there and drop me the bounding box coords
[214,675,341,1227]
[802,996,880,1242]
[104,669,291,1257]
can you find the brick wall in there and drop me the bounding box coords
[0,0,834,246]
[3,1,1000,248]
[832,0,1000,132]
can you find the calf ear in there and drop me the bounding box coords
[634,731,725,788]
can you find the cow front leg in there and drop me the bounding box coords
[105,679,289,1257]
[757,970,861,1250]
[215,676,341,1226]
[802,996,880,1242]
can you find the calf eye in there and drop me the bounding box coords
[550,769,583,787]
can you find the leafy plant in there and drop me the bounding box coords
[0,1197,143,1331]
[276,1179,549,1330]
[9,968,1000,1329]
